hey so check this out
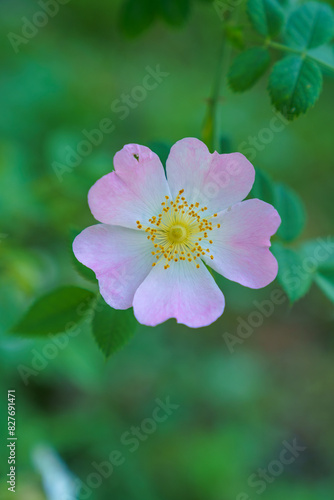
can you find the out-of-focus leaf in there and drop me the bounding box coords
[219,134,232,154]
[268,55,323,119]
[314,270,334,303]
[228,47,271,92]
[247,0,285,37]
[300,237,334,271]
[148,141,171,172]
[11,287,96,336]
[202,102,215,153]
[274,183,306,241]
[119,0,157,37]
[92,296,137,359]
[158,0,190,26]
[70,228,97,283]
[250,168,276,205]
[285,2,334,50]
[271,242,313,303]
[224,24,245,50]
[308,45,334,73]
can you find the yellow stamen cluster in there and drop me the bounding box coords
[136,189,221,270]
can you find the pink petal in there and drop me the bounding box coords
[88,144,171,229]
[73,224,155,309]
[203,199,281,288]
[133,260,225,328]
[166,137,255,214]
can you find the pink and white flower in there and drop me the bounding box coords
[73,138,281,328]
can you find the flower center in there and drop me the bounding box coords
[169,225,187,243]
[136,189,221,270]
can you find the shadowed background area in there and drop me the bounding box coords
[0,0,334,499]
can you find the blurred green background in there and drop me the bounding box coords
[1,0,334,499]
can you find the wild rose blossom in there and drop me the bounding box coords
[73,138,281,328]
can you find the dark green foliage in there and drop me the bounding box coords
[228,47,271,92]
[285,2,334,50]
[274,182,306,242]
[11,287,96,336]
[268,56,323,119]
[247,0,285,37]
[271,242,313,302]
[92,296,138,359]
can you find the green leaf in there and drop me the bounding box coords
[268,55,323,119]
[300,237,334,271]
[308,44,334,73]
[285,2,334,50]
[247,0,285,37]
[271,242,313,303]
[11,287,96,336]
[314,270,334,303]
[250,168,276,205]
[119,0,157,37]
[70,228,97,283]
[158,0,190,26]
[274,183,306,241]
[228,47,271,92]
[92,296,137,359]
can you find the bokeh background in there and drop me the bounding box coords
[1,0,334,499]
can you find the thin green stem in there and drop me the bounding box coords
[266,40,302,55]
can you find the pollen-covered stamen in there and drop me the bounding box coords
[136,189,221,269]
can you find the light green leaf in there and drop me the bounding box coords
[250,168,276,205]
[274,183,306,241]
[268,55,323,119]
[300,237,334,271]
[285,2,334,50]
[271,242,313,303]
[11,287,96,336]
[228,47,271,92]
[308,45,334,73]
[314,270,334,303]
[247,0,285,37]
[92,296,137,359]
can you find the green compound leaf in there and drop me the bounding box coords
[268,55,323,119]
[11,287,96,336]
[119,0,157,37]
[158,0,190,26]
[228,47,271,92]
[308,44,334,73]
[285,1,334,50]
[247,0,285,37]
[271,242,313,303]
[274,182,306,242]
[314,270,334,303]
[250,168,276,205]
[92,295,137,359]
